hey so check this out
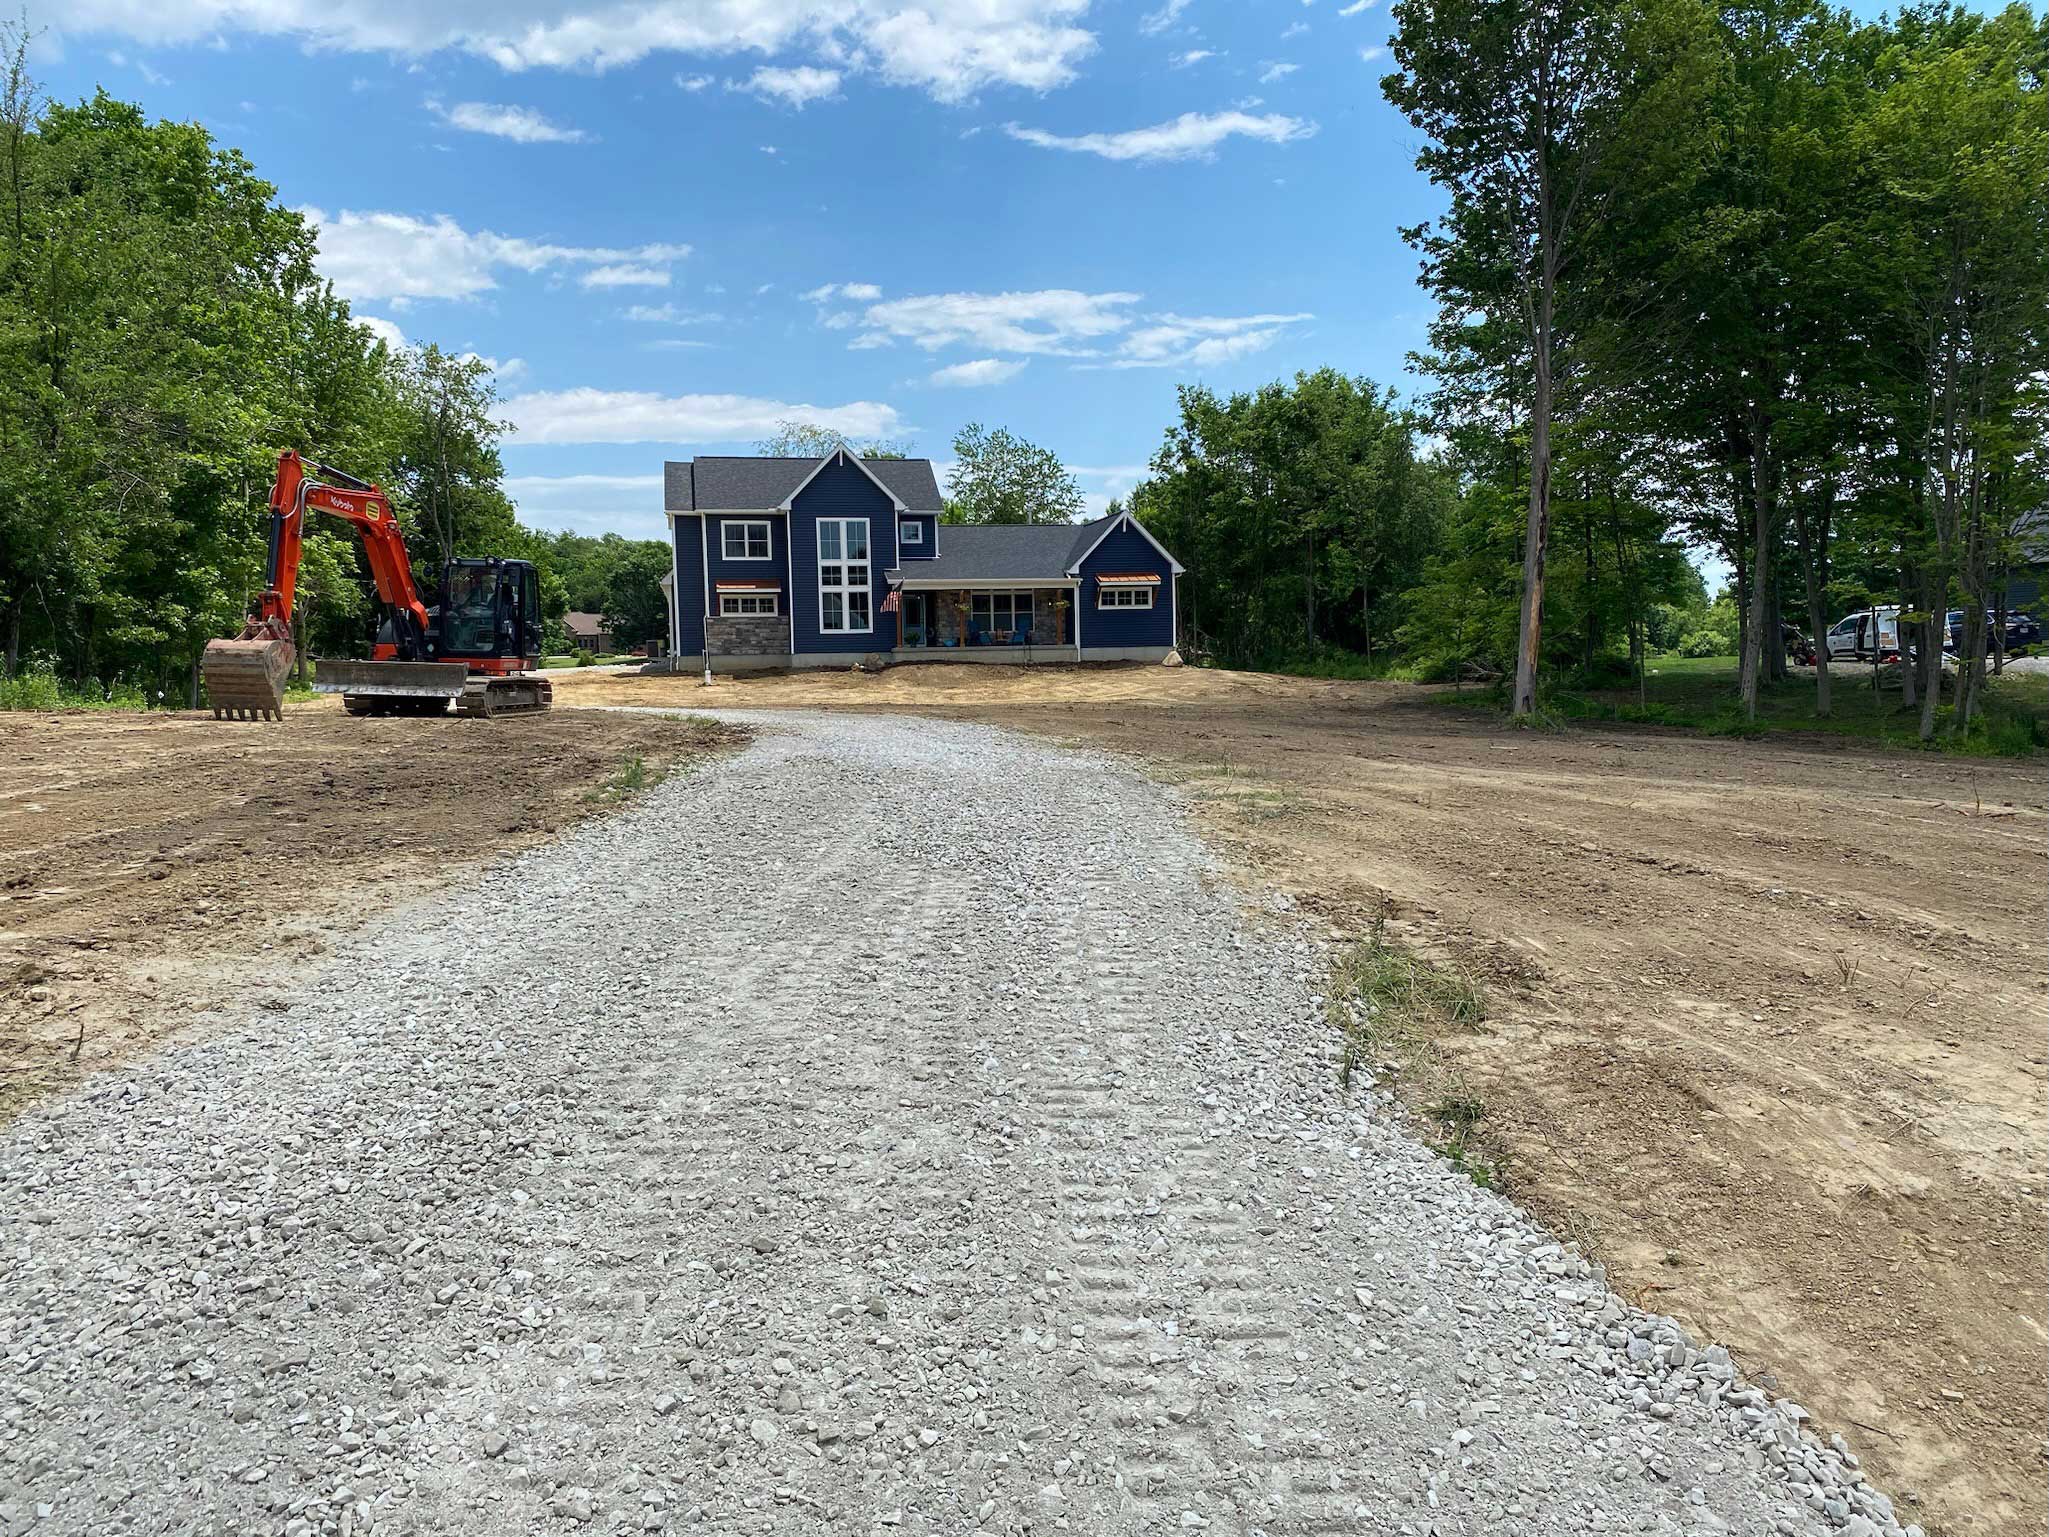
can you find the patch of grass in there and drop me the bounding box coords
[1450,655,2046,757]
[1,663,160,712]
[584,751,656,806]
[1329,915,1502,1187]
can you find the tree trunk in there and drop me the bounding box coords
[188,652,202,710]
[1511,237,1557,719]
[1739,401,1779,721]
[3,596,17,679]
[1361,582,1372,666]
[1789,477,1833,717]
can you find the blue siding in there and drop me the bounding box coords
[896,512,939,559]
[788,456,900,653]
[706,513,790,617]
[1078,519,1176,650]
[670,516,706,656]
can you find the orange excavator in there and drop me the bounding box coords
[202,451,552,720]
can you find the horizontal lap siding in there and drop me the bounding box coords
[707,515,791,629]
[790,458,900,654]
[897,512,939,558]
[671,517,706,656]
[1079,521,1176,649]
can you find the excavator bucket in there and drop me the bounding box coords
[201,634,295,720]
[313,657,470,716]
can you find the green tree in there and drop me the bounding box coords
[944,423,1084,526]
[600,541,675,650]
[755,419,909,459]
[1384,0,1714,715]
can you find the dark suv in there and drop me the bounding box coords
[1944,609,2041,655]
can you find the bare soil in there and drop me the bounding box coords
[0,705,739,1120]
[555,662,2048,1537]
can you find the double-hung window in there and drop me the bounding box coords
[816,518,871,634]
[722,520,771,561]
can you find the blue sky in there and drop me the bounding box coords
[37,2,1442,540]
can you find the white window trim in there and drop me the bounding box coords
[899,520,925,546]
[1097,585,1155,610]
[718,592,779,617]
[721,518,773,562]
[816,516,873,635]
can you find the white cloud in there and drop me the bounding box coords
[853,289,1142,355]
[59,1,1097,104]
[460,352,528,380]
[1004,109,1316,164]
[354,314,407,350]
[1257,61,1298,84]
[1139,0,1192,35]
[301,207,688,304]
[427,99,590,143]
[1338,0,1374,13]
[760,144,780,155]
[503,473,668,539]
[503,388,903,445]
[581,263,671,288]
[1100,311,1312,369]
[622,302,716,324]
[1171,49,1213,67]
[675,73,711,91]
[802,281,884,303]
[737,64,841,108]
[928,357,1028,387]
[1070,463,1148,518]
[1281,21,1309,38]
[825,285,1307,370]
[1360,45,1387,62]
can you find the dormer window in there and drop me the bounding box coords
[900,521,925,547]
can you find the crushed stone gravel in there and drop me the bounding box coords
[0,711,1916,1536]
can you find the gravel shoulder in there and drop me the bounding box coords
[1,712,1909,1536]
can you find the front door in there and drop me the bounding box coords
[903,592,929,647]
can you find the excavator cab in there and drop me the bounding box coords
[435,558,542,664]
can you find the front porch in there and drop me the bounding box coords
[887,583,1079,654]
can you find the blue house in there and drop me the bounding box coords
[662,448,1184,668]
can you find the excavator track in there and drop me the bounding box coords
[456,674,553,718]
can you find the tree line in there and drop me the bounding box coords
[1379,0,2044,732]
[0,47,674,703]
[1124,0,2044,738]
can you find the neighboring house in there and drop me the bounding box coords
[562,611,614,653]
[663,448,1183,669]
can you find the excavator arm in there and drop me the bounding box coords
[203,451,435,718]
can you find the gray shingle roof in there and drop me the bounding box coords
[662,453,944,513]
[885,517,1114,583]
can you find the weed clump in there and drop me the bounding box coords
[1329,915,1499,1186]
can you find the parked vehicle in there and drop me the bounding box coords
[1823,607,1905,663]
[1944,608,2041,656]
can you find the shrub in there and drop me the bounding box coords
[574,652,597,668]
[1680,630,1730,658]
[0,663,62,711]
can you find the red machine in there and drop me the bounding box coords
[202,451,552,720]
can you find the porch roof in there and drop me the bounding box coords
[884,516,1112,586]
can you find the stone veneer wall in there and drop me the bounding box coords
[704,613,790,657]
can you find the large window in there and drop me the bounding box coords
[1098,585,1155,610]
[900,520,925,547]
[722,520,771,561]
[817,518,871,634]
[718,592,778,616]
[969,591,1035,640]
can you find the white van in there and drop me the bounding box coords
[1823,607,1904,662]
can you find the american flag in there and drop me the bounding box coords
[880,588,900,614]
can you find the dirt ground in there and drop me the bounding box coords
[555,662,2047,1537]
[2,667,2041,1534]
[0,707,738,1119]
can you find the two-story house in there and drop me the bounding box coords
[663,448,1183,669]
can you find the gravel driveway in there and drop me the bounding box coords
[0,713,1910,1537]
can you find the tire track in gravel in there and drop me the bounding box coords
[0,712,1910,1537]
